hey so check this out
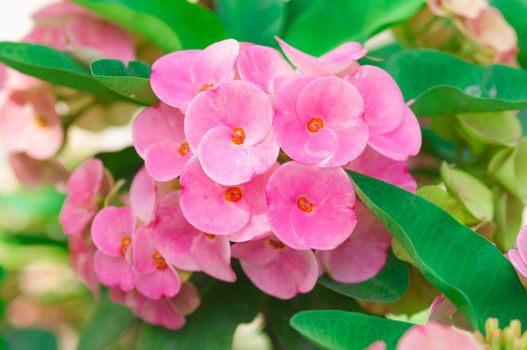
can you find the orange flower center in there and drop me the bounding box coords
[178,142,190,156]
[198,83,214,93]
[120,236,132,257]
[268,238,286,249]
[34,115,50,129]
[153,251,168,270]
[307,117,324,133]
[204,233,216,240]
[225,187,242,202]
[297,196,314,212]
[231,128,245,145]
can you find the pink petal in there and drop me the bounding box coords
[69,235,98,296]
[516,226,527,262]
[179,157,251,235]
[365,341,387,350]
[132,227,157,275]
[151,50,201,109]
[93,251,134,291]
[237,44,295,94]
[368,106,422,161]
[144,143,192,182]
[191,39,239,90]
[507,249,527,279]
[32,2,90,22]
[320,203,391,283]
[173,282,201,316]
[130,167,157,225]
[191,234,236,282]
[347,65,406,135]
[320,42,367,64]
[24,27,66,50]
[138,297,186,330]
[91,207,135,257]
[231,236,280,265]
[198,125,279,186]
[397,322,482,350]
[185,80,273,152]
[135,267,181,300]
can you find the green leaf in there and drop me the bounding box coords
[491,0,527,68]
[318,252,409,303]
[91,59,158,106]
[494,190,524,251]
[216,0,285,46]
[6,329,58,350]
[283,0,424,55]
[290,311,412,350]
[138,280,262,350]
[488,141,527,203]
[349,171,527,331]
[73,0,226,51]
[456,111,522,147]
[0,42,123,100]
[386,50,527,117]
[416,185,471,224]
[77,291,136,350]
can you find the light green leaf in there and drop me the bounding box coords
[91,59,158,106]
[318,252,409,303]
[283,0,424,55]
[73,0,226,51]
[488,140,527,203]
[386,50,527,116]
[416,185,471,224]
[456,111,522,147]
[291,311,412,350]
[494,190,524,251]
[349,171,527,331]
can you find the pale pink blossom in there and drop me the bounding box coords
[151,39,240,109]
[364,342,387,350]
[273,76,368,167]
[506,226,527,282]
[275,37,367,77]
[185,80,278,185]
[9,152,69,190]
[129,167,158,225]
[132,103,192,182]
[427,0,486,19]
[232,235,318,299]
[266,161,357,250]
[397,322,482,350]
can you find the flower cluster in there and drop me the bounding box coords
[60,37,421,329]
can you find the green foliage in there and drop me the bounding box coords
[91,59,158,106]
[6,329,58,350]
[492,0,527,68]
[349,171,527,331]
[456,111,522,147]
[386,50,527,117]
[318,252,410,303]
[73,0,226,51]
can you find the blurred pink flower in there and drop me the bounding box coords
[275,37,367,77]
[506,226,527,282]
[427,0,486,19]
[69,234,99,296]
[151,39,240,109]
[9,153,69,190]
[266,161,356,250]
[365,341,387,350]
[185,80,278,186]
[397,322,482,350]
[132,103,192,182]
[232,235,318,299]
[273,76,368,167]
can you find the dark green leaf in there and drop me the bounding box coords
[137,280,262,350]
[96,146,143,184]
[349,171,527,331]
[386,50,527,116]
[283,0,424,55]
[6,328,58,350]
[318,251,409,303]
[73,0,226,51]
[77,291,136,350]
[0,42,123,99]
[491,0,527,68]
[216,0,285,46]
[91,59,158,106]
[290,311,412,350]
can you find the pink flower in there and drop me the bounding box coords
[0,87,63,160]
[153,191,236,282]
[91,206,135,291]
[179,156,273,241]
[110,282,201,330]
[506,226,527,282]
[427,0,486,19]
[69,234,98,296]
[397,322,482,350]
[185,80,278,185]
[365,342,387,350]
[60,158,112,236]
[132,226,182,299]
[151,39,240,109]
[129,167,157,225]
[132,103,192,182]
[266,161,357,250]
[275,37,367,77]
[273,76,368,167]
[237,44,296,95]
[9,152,69,190]
[232,235,318,299]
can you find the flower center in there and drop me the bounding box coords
[120,236,132,257]
[198,83,214,93]
[178,142,190,156]
[204,233,216,240]
[225,187,242,202]
[297,196,314,212]
[153,251,168,270]
[231,128,245,145]
[307,117,324,133]
[268,238,286,249]
[34,115,49,129]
